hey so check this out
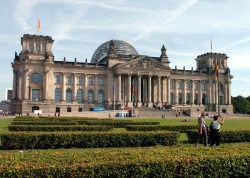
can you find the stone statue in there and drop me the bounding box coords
[14,51,19,61]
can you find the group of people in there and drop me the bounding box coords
[195,111,225,147]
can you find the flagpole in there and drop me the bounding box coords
[217,64,220,117]
[123,80,124,117]
[113,80,115,118]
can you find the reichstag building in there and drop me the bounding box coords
[11,34,233,115]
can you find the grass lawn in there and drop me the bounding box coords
[1,116,250,145]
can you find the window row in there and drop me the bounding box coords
[170,82,223,91]
[55,88,105,103]
[169,93,206,105]
[29,44,46,52]
[55,76,104,86]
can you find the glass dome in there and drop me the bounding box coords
[91,40,138,63]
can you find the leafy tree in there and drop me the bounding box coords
[232,95,250,114]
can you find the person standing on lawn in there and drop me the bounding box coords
[210,115,225,146]
[195,111,208,147]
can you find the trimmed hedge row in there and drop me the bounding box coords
[84,121,159,128]
[8,125,113,132]
[14,116,98,121]
[126,125,197,133]
[0,144,250,177]
[11,121,79,125]
[186,130,250,143]
[1,131,179,150]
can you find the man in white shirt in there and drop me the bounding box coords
[210,115,225,146]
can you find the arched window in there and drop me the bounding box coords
[170,92,173,104]
[29,44,33,51]
[36,44,40,51]
[77,89,83,103]
[186,93,190,104]
[98,90,104,103]
[88,90,94,103]
[42,45,46,52]
[66,89,72,103]
[30,73,43,82]
[219,83,223,91]
[178,82,182,89]
[54,88,61,103]
[202,94,206,105]
[178,93,182,104]
[194,93,198,105]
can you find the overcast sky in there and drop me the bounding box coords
[0,0,250,100]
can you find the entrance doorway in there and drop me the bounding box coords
[56,107,60,113]
[32,106,39,112]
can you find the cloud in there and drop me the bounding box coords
[133,0,199,41]
[233,78,250,82]
[14,0,37,31]
[217,37,250,51]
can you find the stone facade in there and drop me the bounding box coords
[11,34,233,115]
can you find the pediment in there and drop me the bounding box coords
[116,56,169,70]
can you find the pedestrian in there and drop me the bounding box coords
[209,115,225,146]
[194,111,208,147]
[108,113,111,119]
[176,114,177,117]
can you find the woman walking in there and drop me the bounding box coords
[195,111,208,147]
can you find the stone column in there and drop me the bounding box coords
[167,77,170,104]
[12,70,17,99]
[137,75,142,107]
[94,75,98,103]
[147,75,152,107]
[199,81,203,105]
[61,74,65,101]
[191,80,194,104]
[17,72,22,100]
[228,81,231,104]
[175,80,178,104]
[162,77,166,104]
[183,80,186,105]
[225,82,228,105]
[127,74,132,107]
[73,74,77,102]
[157,76,162,106]
[84,75,88,103]
[118,74,122,102]
[23,69,29,100]
[40,43,43,52]
[33,42,36,52]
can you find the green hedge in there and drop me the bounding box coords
[0,144,250,177]
[11,121,79,125]
[186,130,250,143]
[8,125,113,132]
[126,125,197,132]
[1,131,179,150]
[85,121,159,128]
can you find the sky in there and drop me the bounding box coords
[0,0,250,100]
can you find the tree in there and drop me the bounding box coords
[232,95,250,114]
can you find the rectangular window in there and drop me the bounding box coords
[56,76,60,84]
[194,83,199,90]
[186,83,190,89]
[32,89,40,101]
[29,44,33,51]
[170,82,174,89]
[68,77,72,84]
[99,78,104,85]
[219,96,223,105]
[88,78,93,85]
[202,84,206,90]
[67,107,71,112]
[36,44,40,51]
[42,45,46,52]
[78,77,83,84]
[78,107,83,112]
[178,83,182,89]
